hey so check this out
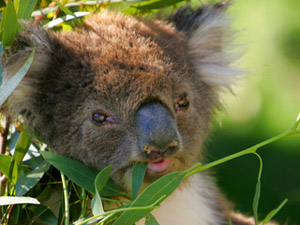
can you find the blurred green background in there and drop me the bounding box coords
[205,0,300,224]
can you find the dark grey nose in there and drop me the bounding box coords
[135,103,180,159]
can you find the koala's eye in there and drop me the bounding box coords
[91,111,113,125]
[174,92,189,111]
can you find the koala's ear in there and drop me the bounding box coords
[171,3,240,90]
[1,22,53,119]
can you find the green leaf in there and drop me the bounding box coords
[17,0,38,19]
[0,196,40,205]
[51,0,74,16]
[123,0,184,15]
[113,171,186,225]
[15,161,50,196]
[41,151,120,196]
[252,180,261,225]
[145,213,160,225]
[12,129,32,167]
[9,129,32,184]
[261,199,288,225]
[0,154,12,177]
[91,166,111,216]
[2,0,20,49]
[252,153,263,225]
[9,204,20,225]
[41,151,98,194]
[0,42,2,85]
[28,205,58,225]
[0,47,35,106]
[132,162,147,200]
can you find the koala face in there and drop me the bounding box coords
[1,4,238,191]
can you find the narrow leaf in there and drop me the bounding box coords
[28,205,58,225]
[2,0,20,49]
[17,0,38,19]
[0,47,35,106]
[41,151,98,194]
[132,162,147,199]
[252,180,261,225]
[15,161,50,196]
[0,42,3,85]
[41,151,120,196]
[113,171,186,225]
[91,166,111,216]
[0,155,12,177]
[123,0,184,15]
[0,196,40,205]
[261,199,288,225]
[12,129,32,167]
[95,166,112,193]
[51,0,74,16]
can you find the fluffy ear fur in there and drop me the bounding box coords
[170,3,241,90]
[1,23,53,121]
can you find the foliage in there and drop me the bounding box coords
[0,0,299,224]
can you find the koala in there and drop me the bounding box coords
[1,3,264,225]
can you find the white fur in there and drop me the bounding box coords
[137,174,225,225]
[188,9,241,90]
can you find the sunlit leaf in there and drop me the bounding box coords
[132,162,147,200]
[17,0,38,19]
[16,161,50,196]
[91,166,111,216]
[113,171,186,225]
[51,0,74,16]
[123,0,184,15]
[0,196,40,205]
[0,47,35,106]
[0,155,12,177]
[0,42,2,85]
[2,0,20,49]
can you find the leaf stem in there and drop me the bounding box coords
[61,173,70,225]
[74,195,165,225]
[185,114,300,178]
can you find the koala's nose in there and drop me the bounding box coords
[135,103,180,159]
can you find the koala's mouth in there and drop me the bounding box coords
[147,158,172,173]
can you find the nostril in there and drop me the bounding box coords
[143,140,179,159]
[165,140,179,154]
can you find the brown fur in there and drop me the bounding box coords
[1,4,267,225]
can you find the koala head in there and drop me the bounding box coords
[1,4,239,191]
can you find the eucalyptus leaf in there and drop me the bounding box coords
[16,160,50,196]
[0,154,12,177]
[28,205,58,225]
[113,171,186,225]
[0,196,40,205]
[123,0,184,15]
[0,47,35,106]
[261,199,288,225]
[41,151,120,196]
[0,42,2,85]
[2,0,20,49]
[132,162,147,200]
[17,0,38,19]
[91,166,111,216]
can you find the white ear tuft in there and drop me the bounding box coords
[187,7,242,90]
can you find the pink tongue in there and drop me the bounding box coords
[148,159,171,172]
